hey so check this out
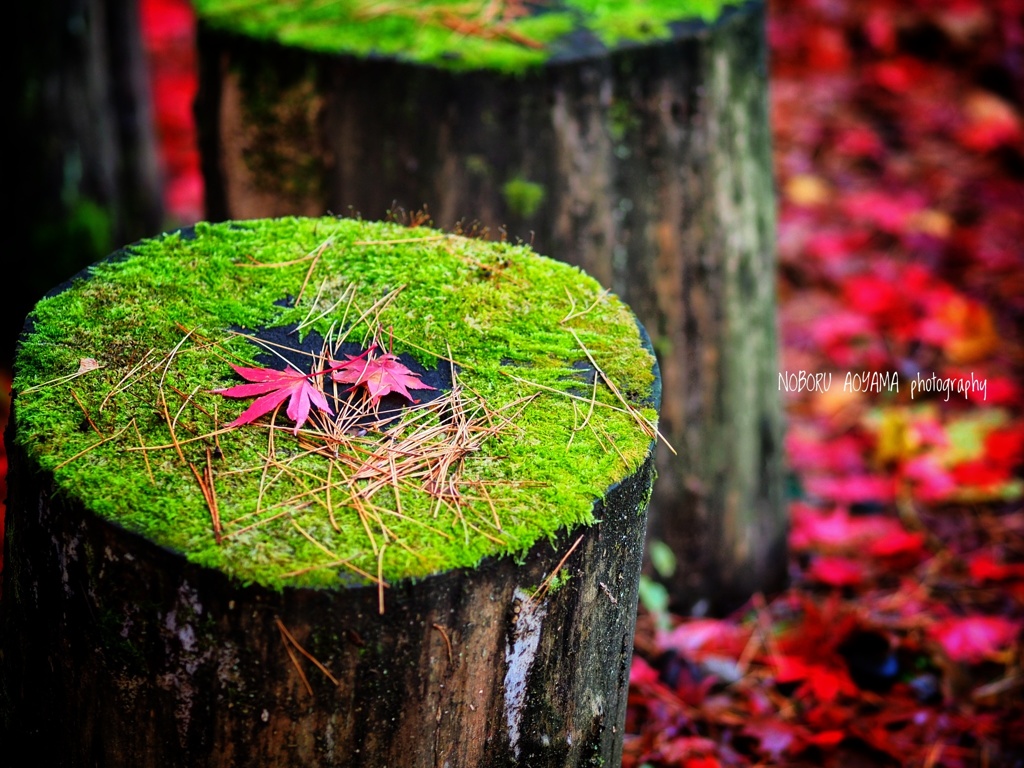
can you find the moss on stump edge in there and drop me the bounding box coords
[192,0,739,74]
[12,216,659,591]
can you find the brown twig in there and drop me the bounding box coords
[530,534,584,604]
[432,623,454,665]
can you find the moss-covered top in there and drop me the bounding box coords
[13,216,658,591]
[192,0,736,74]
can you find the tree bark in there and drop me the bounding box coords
[1,435,654,767]
[195,0,786,614]
[5,0,164,364]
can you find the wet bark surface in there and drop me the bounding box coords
[0,433,654,767]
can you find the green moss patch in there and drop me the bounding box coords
[193,0,736,74]
[13,216,658,591]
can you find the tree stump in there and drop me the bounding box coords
[6,0,164,364]
[0,216,661,767]
[193,0,786,613]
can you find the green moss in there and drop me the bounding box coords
[502,177,546,218]
[193,0,736,74]
[14,216,658,591]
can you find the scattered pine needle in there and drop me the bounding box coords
[70,388,102,435]
[189,449,222,543]
[294,236,333,306]
[352,235,451,246]
[432,623,454,665]
[54,424,131,470]
[276,616,340,695]
[131,418,156,485]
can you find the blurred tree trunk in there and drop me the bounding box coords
[5,0,164,363]
[196,1,787,614]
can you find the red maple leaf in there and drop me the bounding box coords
[332,345,435,406]
[807,556,869,587]
[967,552,1024,583]
[774,655,859,702]
[214,363,336,434]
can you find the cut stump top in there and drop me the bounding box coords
[192,0,738,73]
[12,216,659,591]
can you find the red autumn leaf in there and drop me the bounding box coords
[900,455,958,502]
[955,91,1023,152]
[805,24,851,72]
[840,190,926,236]
[790,504,904,552]
[985,425,1024,467]
[967,552,1024,583]
[332,345,435,406]
[658,735,722,765]
[807,556,868,587]
[808,310,878,366]
[805,729,845,749]
[682,758,720,768]
[628,656,660,687]
[930,615,1023,663]
[863,10,896,53]
[656,618,752,662]
[215,363,336,435]
[785,433,869,474]
[803,474,896,505]
[866,530,927,559]
[867,56,929,94]
[949,459,1010,489]
[834,125,886,160]
[979,375,1023,406]
[774,655,858,702]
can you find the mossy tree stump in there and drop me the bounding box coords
[193,0,786,613]
[0,217,660,767]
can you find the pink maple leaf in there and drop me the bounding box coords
[743,719,798,760]
[214,363,336,434]
[930,615,1022,663]
[332,345,435,406]
[656,618,752,660]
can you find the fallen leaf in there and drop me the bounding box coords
[332,345,435,406]
[774,655,859,702]
[930,615,1022,663]
[656,618,752,660]
[866,530,927,559]
[77,358,101,374]
[215,363,335,434]
[743,719,798,760]
[967,553,1024,583]
[807,556,869,587]
[936,297,999,364]
[785,174,831,206]
[900,455,958,501]
[956,91,1023,152]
